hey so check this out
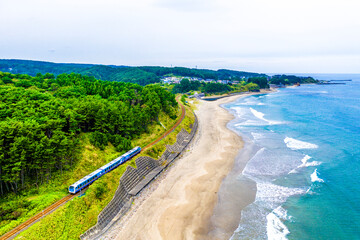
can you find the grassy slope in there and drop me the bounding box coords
[140,101,196,160]
[0,108,179,238]
[11,100,196,239]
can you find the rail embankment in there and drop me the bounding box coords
[80,113,198,240]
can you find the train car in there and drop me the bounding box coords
[69,146,141,194]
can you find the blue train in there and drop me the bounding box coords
[69,146,141,194]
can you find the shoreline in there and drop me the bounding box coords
[102,89,274,240]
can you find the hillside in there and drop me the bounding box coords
[0,71,177,196]
[0,59,267,85]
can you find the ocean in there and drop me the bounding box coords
[222,74,360,240]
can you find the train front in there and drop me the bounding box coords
[69,184,76,194]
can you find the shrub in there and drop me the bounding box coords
[115,137,132,152]
[94,182,107,200]
[89,131,108,150]
[181,95,186,105]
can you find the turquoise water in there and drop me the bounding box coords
[224,75,360,240]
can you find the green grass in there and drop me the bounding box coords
[140,102,196,160]
[0,134,121,237]
[15,160,132,240]
[5,100,196,239]
[131,109,181,148]
[0,191,67,237]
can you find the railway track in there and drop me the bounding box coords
[141,96,186,152]
[0,193,79,240]
[0,96,186,240]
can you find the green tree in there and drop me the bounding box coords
[247,77,269,88]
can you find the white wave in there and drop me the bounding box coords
[250,108,285,125]
[267,206,290,240]
[311,169,324,182]
[300,155,312,164]
[304,90,328,94]
[250,107,267,121]
[244,148,303,178]
[231,107,247,117]
[304,161,321,167]
[235,120,268,126]
[238,100,263,105]
[251,132,264,140]
[256,182,306,205]
[231,182,304,239]
[284,137,318,150]
[238,99,266,105]
[288,155,321,174]
[273,206,290,221]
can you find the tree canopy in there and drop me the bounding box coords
[269,75,318,85]
[247,77,269,89]
[0,71,177,195]
[0,59,268,84]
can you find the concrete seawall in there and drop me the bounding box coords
[80,114,198,240]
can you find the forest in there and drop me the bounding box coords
[0,60,319,88]
[171,77,267,94]
[139,66,267,80]
[269,75,318,85]
[0,59,267,85]
[0,71,177,195]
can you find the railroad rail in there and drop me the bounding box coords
[141,96,186,152]
[0,193,79,240]
[0,96,186,240]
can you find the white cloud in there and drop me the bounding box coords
[0,0,359,72]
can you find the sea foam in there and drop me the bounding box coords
[311,169,324,182]
[237,98,265,105]
[250,108,285,125]
[256,182,306,204]
[284,137,318,150]
[251,132,264,140]
[231,183,303,240]
[250,108,267,121]
[300,155,321,167]
[289,155,321,174]
[267,206,290,240]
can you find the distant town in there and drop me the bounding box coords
[161,76,242,85]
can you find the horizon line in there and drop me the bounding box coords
[1,58,360,75]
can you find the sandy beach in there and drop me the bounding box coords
[102,91,272,240]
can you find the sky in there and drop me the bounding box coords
[1,0,360,73]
